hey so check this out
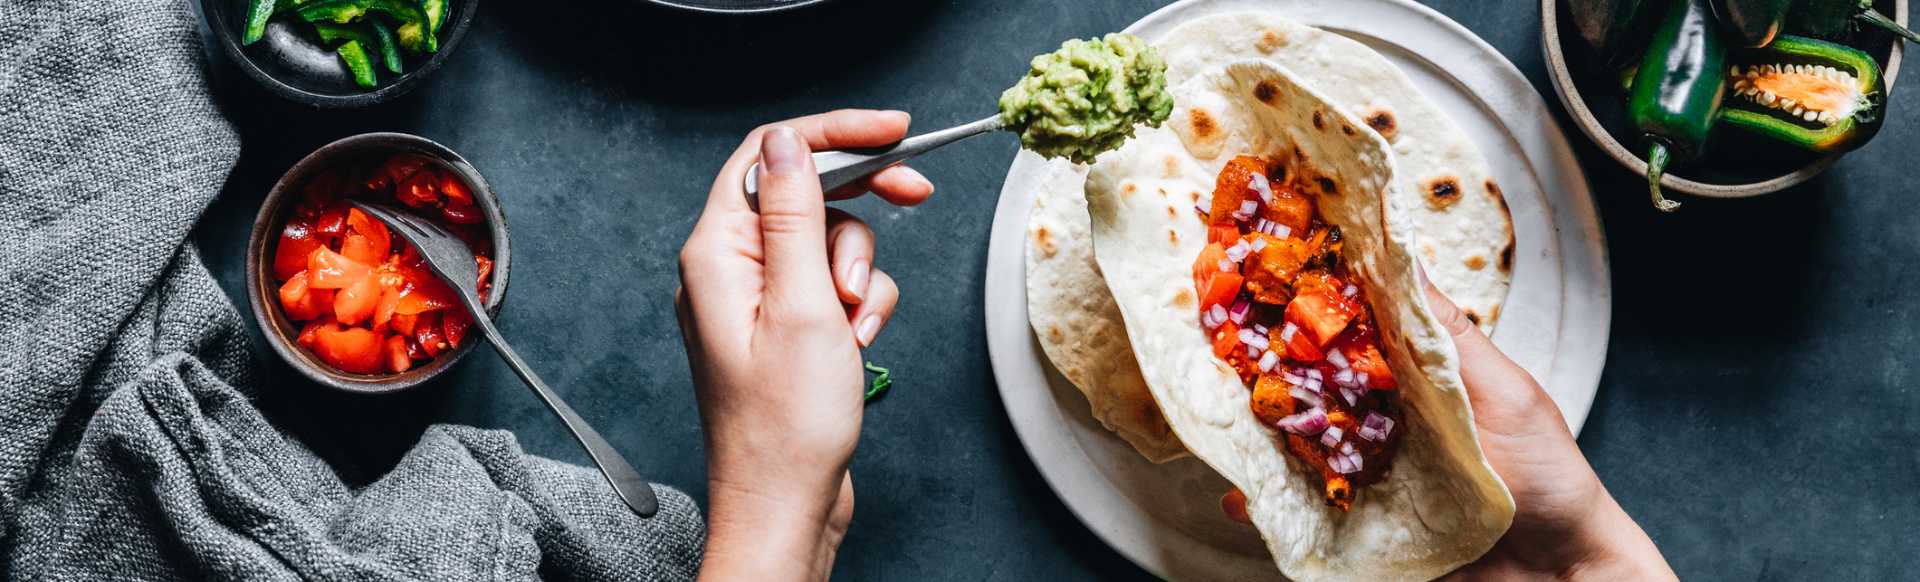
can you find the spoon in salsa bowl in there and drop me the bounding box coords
[349,200,660,518]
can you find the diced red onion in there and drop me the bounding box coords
[1254,218,1276,235]
[1290,385,1322,408]
[1332,368,1356,387]
[1340,441,1355,455]
[1239,329,1269,351]
[1251,323,1268,335]
[1228,297,1252,325]
[1304,377,1323,392]
[1249,173,1274,206]
[1257,349,1280,372]
[1276,408,1330,435]
[1278,322,1298,344]
[1225,240,1252,263]
[1250,237,1268,252]
[1355,372,1370,388]
[1248,344,1262,358]
[1306,369,1323,381]
[1218,259,1233,273]
[1273,224,1292,239]
[1340,387,1360,407]
[1358,412,1394,442]
[1194,201,1210,218]
[1327,453,1354,474]
[1204,304,1229,329]
[1233,200,1258,221]
[1280,370,1305,386]
[1326,348,1350,370]
[1342,284,1359,297]
[1320,426,1344,448]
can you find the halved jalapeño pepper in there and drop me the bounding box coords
[1629,0,1727,212]
[335,40,378,88]
[1722,35,1884,153]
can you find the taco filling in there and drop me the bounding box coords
[1192,155,1403,511]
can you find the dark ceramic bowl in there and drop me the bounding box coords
[246,133,510,393]
[1542,0,1906,198]
[201,0,478,107]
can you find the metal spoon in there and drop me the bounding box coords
[350,200,660,518]
[743,115,1004,207]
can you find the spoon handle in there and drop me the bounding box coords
[467,306,660,517]
[744,115,1003,208]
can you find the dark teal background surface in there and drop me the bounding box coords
[194,1,1918,578]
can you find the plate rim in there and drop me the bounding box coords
[983,0,1612,579]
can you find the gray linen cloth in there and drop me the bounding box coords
[0,1,705,579]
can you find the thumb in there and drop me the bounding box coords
[755,126,837,310]
[1420,268,1553,421]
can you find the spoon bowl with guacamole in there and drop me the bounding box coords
[743,33,1173,206]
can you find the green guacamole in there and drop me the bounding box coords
[998,33,1174,164]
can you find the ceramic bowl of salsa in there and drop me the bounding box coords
[245,132,510,393]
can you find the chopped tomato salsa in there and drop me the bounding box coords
[273,155,494,376]
[1193,155,1404,511]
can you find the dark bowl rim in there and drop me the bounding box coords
[245,132,511,394]
[1539,0,1906,198]
[640,0,831,15]
[200,0,480,108]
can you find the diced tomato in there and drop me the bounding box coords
[1193,243,1232,283]
[273,218,325,281]
[1284,271,1361,348]
[385,335,412,373]
[1242,234,1312,304]
[279,272,327,321]
[1209,156,1267,224]
[394,266,456,315]
[307,247,371,289]
[442,203,483,225]
[297,320,324,348]
[372,154,432,194]
[1210,320,1241,359]
[1221,487,1253,525]
[1207,224,1241,245]
[443,308,471,349]
[1332,324,1397,390]
[301,170,342,204]
[346,207,391,242]
[397,170,441,208]
[1275,322,1324,362]
[339,233,388,267]
[390,311,419,336]
[373,285,400,332]
[313,204,348,238]
[1261,182,1315,236]
[1198,272,1243,312]
[440,173,475,206]
[311,323,385,374]
[333,273,381,325]
[413,311,448,357]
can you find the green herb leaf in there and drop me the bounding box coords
[863,361,892,403]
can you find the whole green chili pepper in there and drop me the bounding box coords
[1630,0,1728,212]
[1712,0,1796,46]
[1790,0,1920,44]
[1722,35,1884,152]
[1566,0,1667,68]
[242,0,276,45]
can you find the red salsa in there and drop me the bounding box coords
[273,154,493,375]
[1196,155,1403,512]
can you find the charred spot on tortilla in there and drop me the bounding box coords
[1174,287,1194,308]
[1423,176,1461,208]
[1122,182,1138,197]
[1189,108,1220,143]
[1169,228,1179,245]
[1464,311,1481,326]
[1190,190,1203,204]
[1033,225,1057,256]
[1166,204,1178,219]
[1256,28,1287,53]
[1341,123,1356,136]
[1484,178,1503,202]
[1315,176,1338,197]
[1047,325,1064,343]
[1499,240,1514,273]
[1312,110,1325,130]
[1464,255,1487,271]
[1254,80,1280,105]
[1363,108,1398,141]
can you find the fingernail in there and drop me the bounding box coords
[761,126,805,174]
[855,314,882,347]
[846,258,871,301]
[897,166,934,194]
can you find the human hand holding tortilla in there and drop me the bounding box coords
[1422,278,1676,580]
[677,110,926,581]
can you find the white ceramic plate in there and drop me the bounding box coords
[982,0,1611,579]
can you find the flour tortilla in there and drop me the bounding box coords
[1085,60,1513,581]
[1025,12,1513,462]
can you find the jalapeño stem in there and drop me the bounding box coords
[1646,142,1680,212]
[1856,4,1920,45]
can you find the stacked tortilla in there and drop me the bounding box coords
[1022,13,1517,581]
